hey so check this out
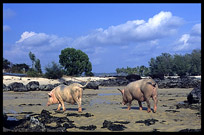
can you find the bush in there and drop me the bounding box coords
[44,62,63,79]
[26,69,42,77]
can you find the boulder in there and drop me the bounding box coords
[26,81,40,91]
[150,74,164,80]
[39,84,54,91]
[3,84,10,91]
[85,81,100,89]
[8,82,27,92]
[126,74,141,82]
[187,85,201,104]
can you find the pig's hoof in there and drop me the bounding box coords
[139,107,143,111]
[147,109,151,113]
[78,108,82,113]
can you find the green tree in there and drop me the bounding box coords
[173,54,189,76]
[35,59,42,74]
[148,58,158,75]
[44,61,64,79]
[59,48,93,76]
[189,49,201,75]
[27,52,42,76]
[3,58,11,71]
[10,63,29,73]
[149,53,174,76]
[29,51,36,70]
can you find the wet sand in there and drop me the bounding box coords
[3,86,201,132]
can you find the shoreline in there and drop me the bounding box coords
[3,75,113,86]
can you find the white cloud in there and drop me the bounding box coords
[191,23,201,35]
[15,31,72,51]
[174,23,201,51]
[16,31,36,43]
[72,11,183,48]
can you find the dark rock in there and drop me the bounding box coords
[53,83,61,87]
[63,123,76,129]
[165,110,180,113]
[3,109,78,132]
[63,80,75,85]
[113,121,130,124]
[156,76,200,89]
[187,86,201,104]
[39,84,54,91]
[85,81,100,89]
[8,82,27,92]
[3,84,10,91]
[135,119,159,126]
[179,128,201,132]
[150,74,164,80]
[67,113,94,117]
[176,101,201,114]
[101,120,127,131]
[78,125,97,130]
[26,81,40,91]
[99,77,129,87]
[126,74,141,82]
[29,116,46,132]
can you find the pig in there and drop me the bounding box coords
[47,78,91,113]
[117,78,158,113]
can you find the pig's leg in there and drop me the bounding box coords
[138,101,143,111]
[72,93,82,113]
[127,101,132,110]
[57,96,66,112]
[152,95,158,113]
[77,97,82,113]
[145,98,151,113]
[57,104,62,111]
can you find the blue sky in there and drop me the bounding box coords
[3,3,201,73]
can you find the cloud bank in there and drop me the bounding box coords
[4,11,200,72]
[72,11,183,48]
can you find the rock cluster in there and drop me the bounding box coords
[3,110,97,132]
[3,76,201,91]
[154,76,201,88]
[176,85,201,117]
[101,120,127,131]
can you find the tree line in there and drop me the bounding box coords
[3,48,200,79]
[116,49,201,77]
[3,48,93,79]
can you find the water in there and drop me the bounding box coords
[98,93,120,96]
[89,98,111,106]
[3,72,27,77]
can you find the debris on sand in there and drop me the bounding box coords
[135,119,159,126]
[101,120,127,131]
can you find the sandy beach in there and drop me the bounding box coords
[3,76,201,132]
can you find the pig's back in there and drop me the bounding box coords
[125,80,144,100]
[55,85,73,102]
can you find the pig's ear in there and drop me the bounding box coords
[117,88,124,95]
[48,92,52,97]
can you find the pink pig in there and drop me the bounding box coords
[47,78,90,113]
[118,78,158,113]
